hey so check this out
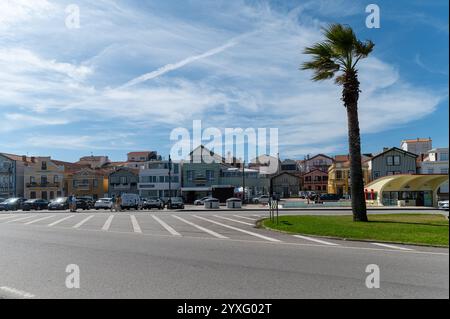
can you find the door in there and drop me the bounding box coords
[416,192,424,206]
[283,187,289,198]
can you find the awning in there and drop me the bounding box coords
[365,174,448,194]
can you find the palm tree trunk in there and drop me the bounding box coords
[342,70,368,222]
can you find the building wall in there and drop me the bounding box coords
[220,170,270,197]
[66,169,109,199]
[328,163,370,195]
[271,173,300,198]
[0,155,15,198]
[108,169,139,197]
[419,149,449,194]
[182,163,223,188]
[302,169,328,193]
[370,149,417,180]
[401,140,432,155]
[139,161,181,198]
[24,157,65,200]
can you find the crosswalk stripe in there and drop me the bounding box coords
[24,215,55,225]
[193,215,281,242]
[130,215,142,233]
[73,215,95,228]
[213,215,254,226]
[101,215,114,231]
[172,215,228,239]
[152,215,181,236]
[233,215,257,221]
[0,214,18,220]
[293,235,340,246]
[3,215,38,224]
[48,215,75,227]
[371,243,414,251]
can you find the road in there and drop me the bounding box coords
[0,209,448,299]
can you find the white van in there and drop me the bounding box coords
[120,193,141,210]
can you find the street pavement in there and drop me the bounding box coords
[0,209,448,299]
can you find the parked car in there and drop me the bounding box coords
[142,198,164,210]
[319,194,342,201]
[194,196,212,206]
[22,199,49,211]
[167,197,184,209]
[0,197,26,211]
[76,196,94,209]
[0,197,6,203]
[76,198,92,210]
[120,193,141,210]
[438,200,449,211]
[48,197,70,210]
[94,198,113,210]
[253,195,270,204]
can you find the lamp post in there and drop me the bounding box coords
[242,160,246,205]
[168,155,172,208]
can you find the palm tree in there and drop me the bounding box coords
[301,24,374,222]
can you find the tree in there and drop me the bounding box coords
[301,24,374,222]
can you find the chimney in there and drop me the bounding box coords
[22,155,27,162]
[31,156,36,163]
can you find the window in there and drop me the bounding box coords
[336,171,342,180]
[187,170,194,182]
[394,156,401,166]
[173,164,179,174]
[206,170,215,181]
[93,179,98,188]
[387,171,394,176]
[159,176,165,183]
[41,191,47,200]
[41,176,48,185]
[441,168,448,174]
[427,168,434,174]
[440,153,449,161]
[30,176,35,183]
[386,156,393,166]
[53,175,59,183]
[41,161,47,170]
[50,191,54,200]
[30,191,36,199]
[374,171,380,178]
[120,176,127,184]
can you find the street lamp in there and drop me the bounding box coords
[168,155,172,208]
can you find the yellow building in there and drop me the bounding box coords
[327,155,371,196]
[24,157,65,200]
[65,167,110,200]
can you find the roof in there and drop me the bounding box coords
[305,153,334,162]
[401,138,432,143]
[370,147,418,160]
[365,174,448,195]
[52,160,88,171]
[127,151,155,156]
[302,168,328,176]
[270,171,301,180]
[0,153,33,162]
[334,155,350,162]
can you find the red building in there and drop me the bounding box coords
[301,169,328,194]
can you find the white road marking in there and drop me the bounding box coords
[233,215,257,221]
[0,286,35,298]
[73,215,95,228]
[213,215,254,226]
[101,215,114,231]
[172,215,228,239]
[293,235,340,246]
[24,215,55,225]
[371,243,414,251]
[0,214,18,220]
[193,215,281,242]
[3,215,38,224]
[252,215,263,218]
[130,215,142,233]
[152,215,181,236]
[48,215,75,227]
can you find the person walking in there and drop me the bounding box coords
[111,195,116,212]
[117,194,122,212]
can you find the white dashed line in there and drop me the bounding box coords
[213,215,254,226]
[101,215,114,231]
[193,215,281,242]
[152,215,181,236]
[0,286,35,298]
[233,215,257,221]
[24,215,55,225]
[48,215,75,227]
[172,215,228,239]
[73,215,95,228]
[130,215,142,233]
[371,243,414,251]
[3,215,38,224]
[293,235,340,246]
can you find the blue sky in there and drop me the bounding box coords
[0,0,448,162]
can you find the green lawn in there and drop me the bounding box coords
[262,214,449,247]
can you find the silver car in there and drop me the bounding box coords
[94,198,113,210]
[438,200,449,211]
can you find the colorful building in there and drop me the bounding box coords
[65,167,110,200]
[24,157,65,200]
[327,155,371,196]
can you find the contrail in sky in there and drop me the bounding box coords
[119,32,254,89]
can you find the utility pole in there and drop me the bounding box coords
[168,155,172,208]
[242,160,246,205]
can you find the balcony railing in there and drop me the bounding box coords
[26,182,60,188]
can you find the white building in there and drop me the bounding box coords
[401,138,432,157]
[138,160,181,199]
[419,148,449,197]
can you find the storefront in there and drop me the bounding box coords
[365,174,448,207]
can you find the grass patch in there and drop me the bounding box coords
[263,214,449,247]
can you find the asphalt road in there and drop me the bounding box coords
[0,209,448,299]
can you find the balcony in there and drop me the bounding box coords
[26,182,60,188]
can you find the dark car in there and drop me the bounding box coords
[319,194,342,201]
[167,197,184,209]
[142,198,164,210]
[22,199,49,211]
[0,197,26,211]
[76,196,94,209]
[76,198,92,210]
[48,197,70,210]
